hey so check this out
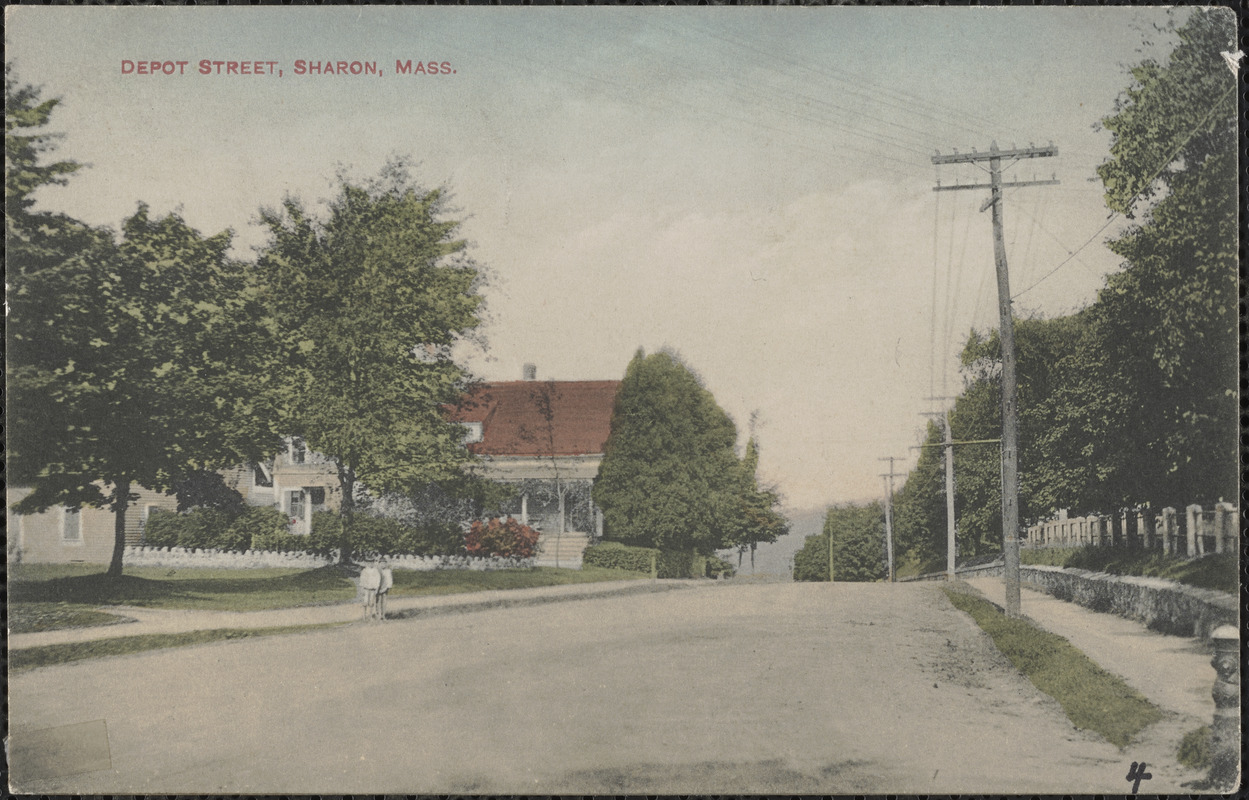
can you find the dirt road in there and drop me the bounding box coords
[8,581,1197,794]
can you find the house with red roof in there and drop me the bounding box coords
[447,365,619,562]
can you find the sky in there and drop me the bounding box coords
[6,6,1197,512]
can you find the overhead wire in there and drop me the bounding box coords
[1013,81,1236,299]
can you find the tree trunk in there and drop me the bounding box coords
[337,462,356,564]
[107,478,131,577]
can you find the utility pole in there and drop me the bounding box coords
[921,408,958,582]
[933,141,1057,617]
[878,457,904,582]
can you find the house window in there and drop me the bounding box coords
[289,438,306,464]
[308,487,326,507]
[62,507,82,543]
[252,462,273,487]
[461,422,484,444]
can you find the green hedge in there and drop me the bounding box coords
[142,505,466,558]
[583,542,719,578]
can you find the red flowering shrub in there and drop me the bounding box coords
[464,517,541,559]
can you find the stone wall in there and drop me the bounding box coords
[1018,564,1236,638]
[121,546,534,572]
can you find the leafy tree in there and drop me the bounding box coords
[725,437,789,569]
[9,206,280,575]
[791,532,830,582]
[256,161,486,561]
[593,349,742,556]
[5,62,81,233]
[1088,9,1237,508]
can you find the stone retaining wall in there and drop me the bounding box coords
[911,559,1235,638]
[121,546,534,572]
[1018,563,1236,638]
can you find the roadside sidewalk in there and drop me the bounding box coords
[9,579,691,650]
[961,576,1215,721]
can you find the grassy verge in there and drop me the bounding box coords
[8,603,132,634]
[9,623,347,674]
[9,563,357,611]
[942,585,1162,748]
[9,563,646,622]
[389,565,646,597]
[1020,546,1236,593]
[1177,725,1211,769]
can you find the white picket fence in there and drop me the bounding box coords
[1025,503,1239,557]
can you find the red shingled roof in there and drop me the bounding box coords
[448,380,620,457]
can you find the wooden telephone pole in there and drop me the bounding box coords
[932,141,1057,617]
[920,407,958,582]
[878,456,904,583]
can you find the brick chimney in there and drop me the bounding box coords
[523,363,537,381]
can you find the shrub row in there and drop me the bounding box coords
[143,506,465,557]
[583,542,734,578]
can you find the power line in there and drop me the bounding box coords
[1013,83,1236,300]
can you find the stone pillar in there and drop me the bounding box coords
[1185,504,1202,556]
[595,506,604,539]
[1213,502,1235,554]
[520,493,529,526]
[1208,625,1240,789]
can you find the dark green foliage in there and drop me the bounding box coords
[171,471,246,517]
[142,508,246,552]
[943,587,1162,748]
[583,541,655,573]
[724,438,790,565]
[704,554,736,578]
[230,506,296,551]
[582,541,699,578]
[593,349,743,555]
[792,533,830,582]
[4,63,82,223]
[824,503,886,582]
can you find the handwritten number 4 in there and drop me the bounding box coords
[1126,761,1152,794]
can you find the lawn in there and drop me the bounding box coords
[389,565,646,597]
[943,585,1162,748]
[8,563,648,630]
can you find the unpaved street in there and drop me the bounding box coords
[9,581,1188,794]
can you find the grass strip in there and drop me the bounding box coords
[8,603,132,634]
[9,564,645,615]
[942,586,1163,748]
[388,565,645,597]
[9,622,346,673]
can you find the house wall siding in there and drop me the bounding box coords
[9,486,181,564]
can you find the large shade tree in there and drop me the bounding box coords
[256,162,487,560]
[7,67,278,575]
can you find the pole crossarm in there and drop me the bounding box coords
[910,438,1002,449]
[934,178,1059,193]
[931,144,1057,164]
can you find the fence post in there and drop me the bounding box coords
[1161,507,1176,555]
[1185,504,1202,556]
[1139,509,1155,550]
[1208,625,1240,789]
[1213,503,1235,554]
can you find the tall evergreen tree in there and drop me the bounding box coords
[593,349,742,555]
